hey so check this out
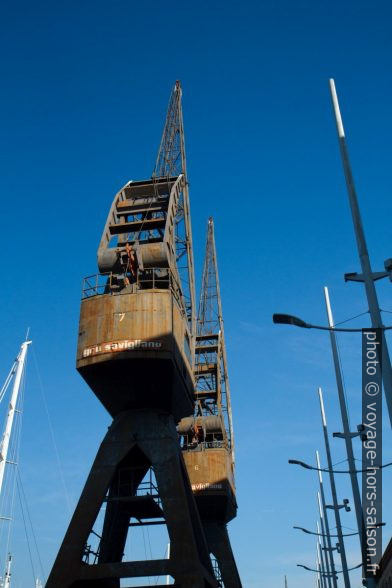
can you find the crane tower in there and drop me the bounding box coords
[46,82,218,588]
[179,218,241,587]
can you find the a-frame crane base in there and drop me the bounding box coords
[46,410,218,588]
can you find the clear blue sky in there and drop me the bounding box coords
[1,1,392,586]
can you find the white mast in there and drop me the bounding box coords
[3,554,11,588]
[0,340,31,588]
[0,340,31,495]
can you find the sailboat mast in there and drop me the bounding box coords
[3,554,11,588]
[0,340,31,495]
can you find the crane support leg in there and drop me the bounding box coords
[46,410,218,588]
[204,521,242,588]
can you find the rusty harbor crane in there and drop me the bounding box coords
[46,82,240,588]
[179,218,241,587]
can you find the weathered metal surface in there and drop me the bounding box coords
[138,242,169,268]
[77,289,194,421]
[182,448,237,522]
[178,415,223,435]
[77,290,173,358]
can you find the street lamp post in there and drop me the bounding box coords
[329,78,392,428]
[317,520,332,588]
[317,488,337,588]
[275,287,380,585]
[318,388,351,588]
[317,539,327,588]
[323,287,373,586]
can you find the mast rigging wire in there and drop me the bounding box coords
[31,347,72,516]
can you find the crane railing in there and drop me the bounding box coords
[82,267,181,297]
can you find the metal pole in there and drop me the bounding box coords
[329,78,392,427]
[166,542,170,585]
[323,287,373,585]
[317,522,328,588]
[317,540,327,588]
[316,454,338,588]
[318,388,351,588]
[317,499,333,588]
[0,340,31,494]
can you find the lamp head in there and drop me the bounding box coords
[288,459,312,469]
[273,314,309,328]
